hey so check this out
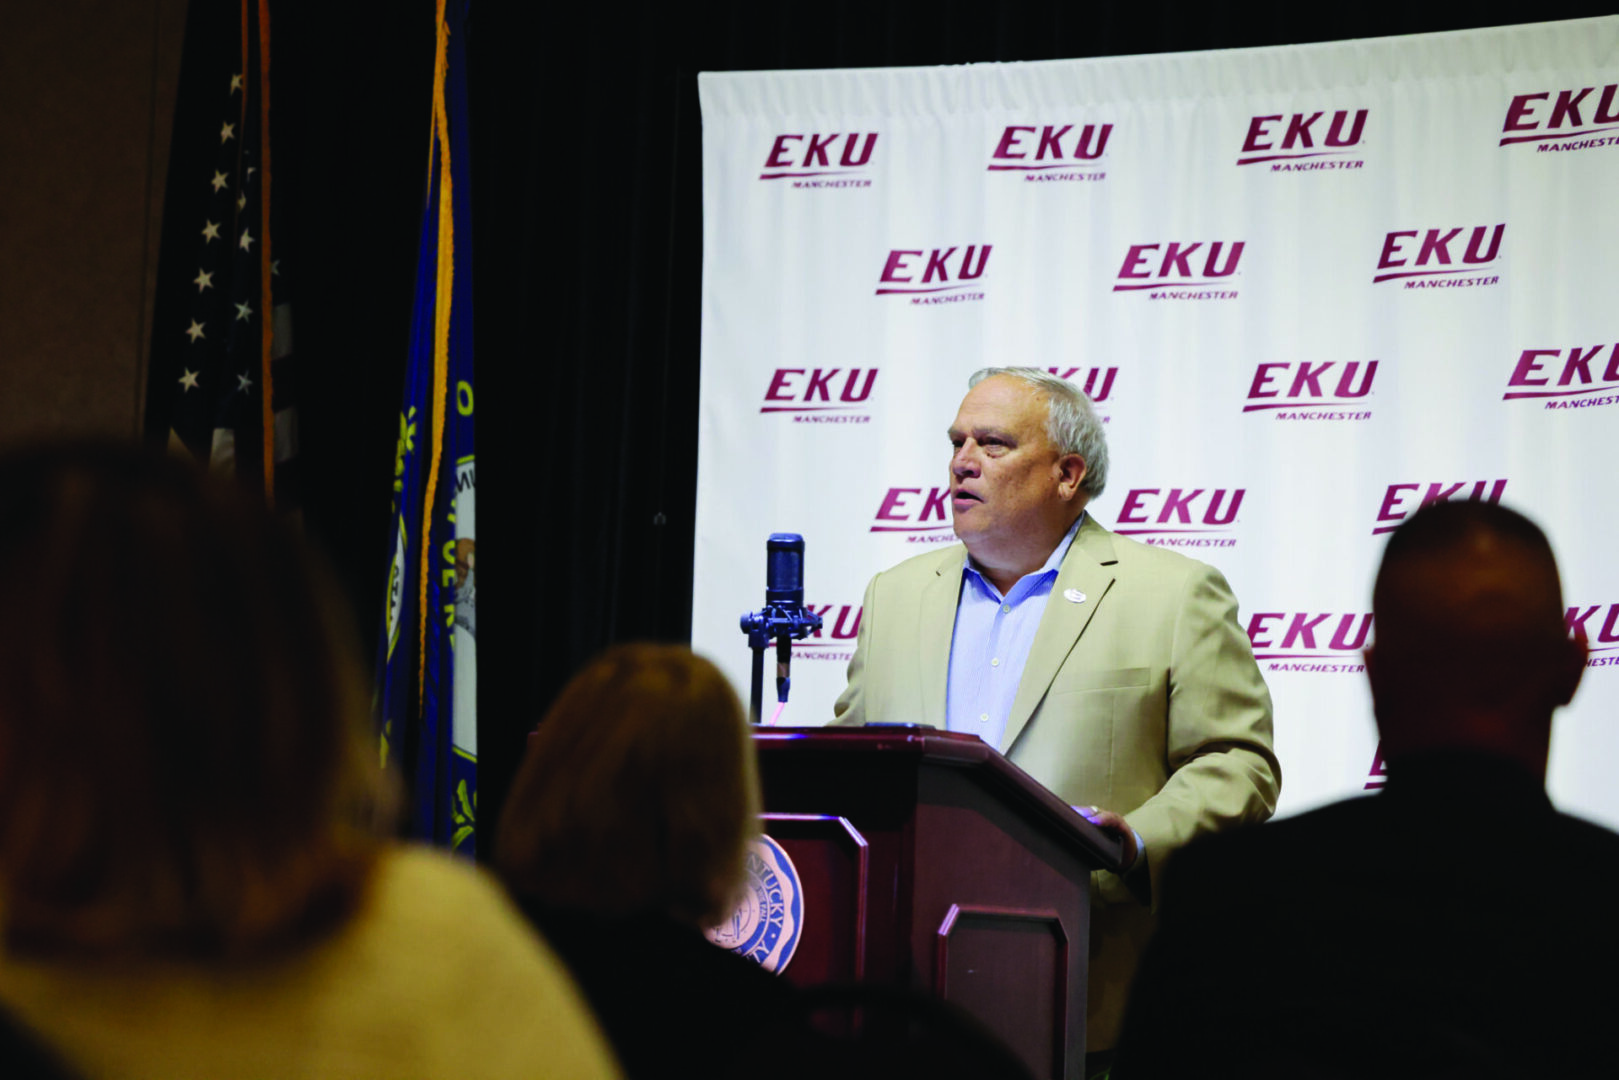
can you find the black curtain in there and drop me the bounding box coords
[276,1,436,656]
[279,1,1610,859]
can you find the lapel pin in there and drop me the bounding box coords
[1063,589,1086,604]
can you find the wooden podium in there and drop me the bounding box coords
[753,726,1124,1080]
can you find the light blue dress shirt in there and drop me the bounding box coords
[945,515,1084,749]
[945,512,1146,868]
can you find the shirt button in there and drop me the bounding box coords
[979,713,989,723]
[990,658,1000,667]
[1001,604,1011,613]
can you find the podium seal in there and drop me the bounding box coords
[704,834,803,974]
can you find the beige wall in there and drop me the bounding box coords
[2,0,187,444]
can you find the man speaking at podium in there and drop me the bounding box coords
[832,367,1280,1054]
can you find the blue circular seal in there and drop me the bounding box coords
[703,834,803,974]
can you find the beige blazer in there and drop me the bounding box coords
[832,513,1280,1048]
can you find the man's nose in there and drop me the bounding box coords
[952,444,980,477]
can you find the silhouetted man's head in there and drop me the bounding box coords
[1367,501,1584,777]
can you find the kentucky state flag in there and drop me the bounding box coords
[375,0,476,854]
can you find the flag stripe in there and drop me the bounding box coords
[257,0,276,508]
[238,0,250,131]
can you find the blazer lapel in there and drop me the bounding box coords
[919,547,966,724]
[1000,516,1118,753]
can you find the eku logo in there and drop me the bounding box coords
[760,368,878,425]
[1247,611,1373,672]
[1113,242,1243,292]
[1046,367,1116,405]
[1237,109,1367,166]
[1374,225,1503,285]
[1114,488,1244,549]
[1500,86,1619,149]
[1504,343,1619,408]
[797,603,863,644]
[1372,480,1507,535]
[871,487,954,543]
[760,133,879,181]
[1366,743,1388,790]
[988,124,1113,174]
[1243,361,1377,414]
[876,246,991,300]
[1569,603,1619,669]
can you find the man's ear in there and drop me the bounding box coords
[1056,454,1087,501]
[1554,634,1587,707]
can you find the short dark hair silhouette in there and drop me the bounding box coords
[1368,498,1580,774]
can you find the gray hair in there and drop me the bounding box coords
[968,367,1109,499]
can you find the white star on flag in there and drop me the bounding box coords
[185,320,205,343]
[237,193,247,212]
[220,122,235,143]
[210,170,228,192]
[230,73,243,93]
[246,166,257,181]
[235,301,253,321]
[201,221,221,242]
[179,369,201,391]
[193,269,214,292]
[271,260,280,277]
[239,229,254,252]
[237,372,253,392]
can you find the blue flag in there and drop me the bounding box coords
[375,0,476,854]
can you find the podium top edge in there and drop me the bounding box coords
[754,725,983,758]
[752,727,1125,872]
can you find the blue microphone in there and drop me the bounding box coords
[740,533,823,724]
[766,534,805,609]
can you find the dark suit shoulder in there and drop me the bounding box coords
[1156,794,1380,900]
[1163,783,1619,920]
[1549,807,1619,848]
[1124,786,1619,1080]
[1541,809,1619,884]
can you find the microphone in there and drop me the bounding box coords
[766,534,803,715]
[739,533,823,724]
[766,533,805,609]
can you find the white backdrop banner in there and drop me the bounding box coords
[694,18,1619,824]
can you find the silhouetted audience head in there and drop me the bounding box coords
[1367,499,1584,775]
[0,440,384,958]
[496,643,760,926]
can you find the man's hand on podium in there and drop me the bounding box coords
[1079,807,1139,871]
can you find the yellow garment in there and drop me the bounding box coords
[0,846,620,1080]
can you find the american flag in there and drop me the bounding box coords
[146,0,297,512]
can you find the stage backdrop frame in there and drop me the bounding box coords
[695,17,1619,825]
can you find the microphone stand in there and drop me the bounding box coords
[739,603,822,725]
[739,533,823,725]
